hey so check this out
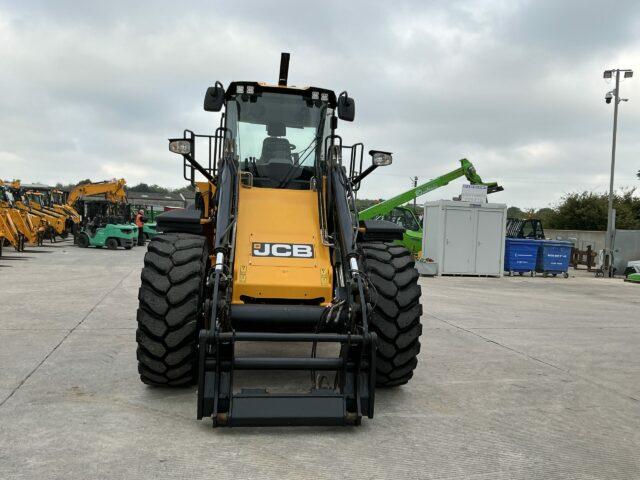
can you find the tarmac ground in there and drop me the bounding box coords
[0,239,639,479]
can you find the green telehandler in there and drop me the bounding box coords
[358,159,503,255]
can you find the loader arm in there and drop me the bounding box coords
[50,189,81,223]
[66,179,128,207]
[0,209,22,250]
[358,158,503,220]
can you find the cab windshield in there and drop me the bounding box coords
[226,92,330,189]
[27,193,43,206]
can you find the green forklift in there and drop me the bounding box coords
[129,205,158,241]
[76,221,136,249]
[142,222,157,240]
[358,159,503,255]
[75,198,137,250]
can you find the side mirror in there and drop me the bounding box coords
[337,92,355,121]
[204,82,225,112]
[370,150,393,166]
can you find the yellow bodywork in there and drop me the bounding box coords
[0,186,44,245]
[5,208,41,245]
[15,200,66,235]
[50,189,81,224]
[231,185,333,305]
[0,209,21,249]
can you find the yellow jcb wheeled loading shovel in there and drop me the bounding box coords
[135,54,423,427]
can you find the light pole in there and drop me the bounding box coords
[603,68,633,277]
[411,176,418,211]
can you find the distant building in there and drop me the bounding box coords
[21,183,53,190]
[127,191,195,210]
[25,183,195,211]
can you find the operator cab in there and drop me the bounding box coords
[224,85,335,190]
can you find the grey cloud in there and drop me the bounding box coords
[0,0,638,209]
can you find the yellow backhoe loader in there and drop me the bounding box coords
[24,187,82,227]
[25,190,74,235]
[50,189,81,224]
[0,181,46,245]
[0,207,24,253]
[1,186,46,246]
[3,182,65,240]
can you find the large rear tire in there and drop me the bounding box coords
[136,233,208,386]
[361,242,423,387]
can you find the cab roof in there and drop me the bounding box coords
[225,81,337,108]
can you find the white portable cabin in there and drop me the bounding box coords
[423,200,507,277]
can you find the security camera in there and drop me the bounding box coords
[605,91,613,104]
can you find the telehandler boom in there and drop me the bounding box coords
[358,159,503,254]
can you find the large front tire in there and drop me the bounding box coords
[136,233,208,386]
[361,242,423,387]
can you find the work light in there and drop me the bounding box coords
[168,139,192,155]
[371,151,393,166]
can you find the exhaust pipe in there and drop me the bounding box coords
[278,52,290,86]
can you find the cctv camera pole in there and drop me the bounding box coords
[412,176,418,211]
[604,69,620,277]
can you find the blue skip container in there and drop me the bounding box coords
[536,240,572,278]
[504,238,540,276]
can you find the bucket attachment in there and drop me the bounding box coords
[197,330,376,427]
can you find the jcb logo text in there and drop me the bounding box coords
[252,242,314,258]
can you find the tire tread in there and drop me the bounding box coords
[135,233,207,386]
[362,242,422,387]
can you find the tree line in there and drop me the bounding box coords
[54,180,194,195]
[508,189,640,230]
[53,179,640,231]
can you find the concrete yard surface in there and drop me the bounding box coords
[1,240,639,479]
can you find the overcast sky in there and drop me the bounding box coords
[1,0,639,208]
